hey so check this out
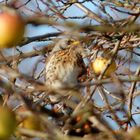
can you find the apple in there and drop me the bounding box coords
[92,57,116,77]
[22,114,42,131]
[0,106,16,140]
[128,127,140,140]
[0,7,25,48]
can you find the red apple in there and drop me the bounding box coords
[0,7,25,48]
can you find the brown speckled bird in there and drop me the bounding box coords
[45,38,88,102]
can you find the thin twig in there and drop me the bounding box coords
[128,66,140,116]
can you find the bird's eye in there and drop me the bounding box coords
[67,39,74,45]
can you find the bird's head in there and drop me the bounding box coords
[52,37,90,57]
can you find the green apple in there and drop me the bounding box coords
[92,57,116,77]
[0,106,16,140]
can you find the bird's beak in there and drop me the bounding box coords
[71,41,80,46]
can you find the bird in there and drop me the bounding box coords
[45,38,88,103]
